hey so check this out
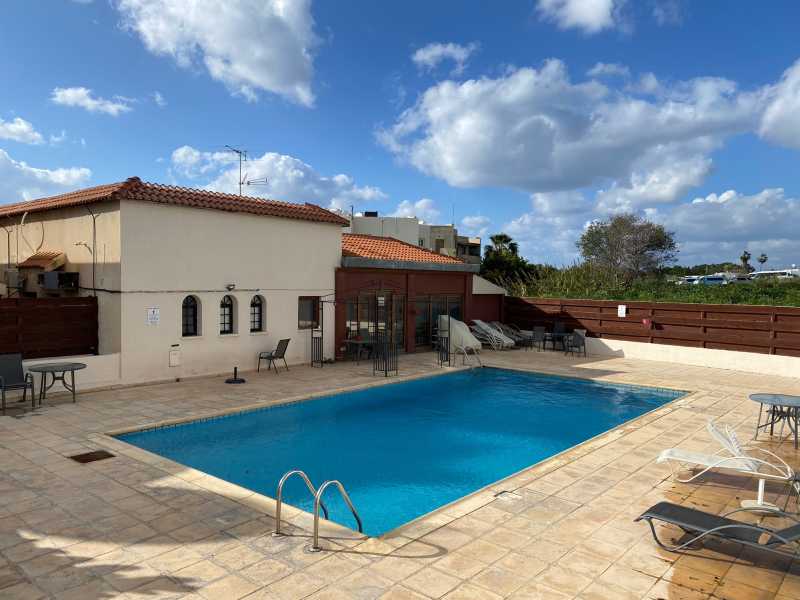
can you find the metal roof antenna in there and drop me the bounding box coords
[225,145,248,196]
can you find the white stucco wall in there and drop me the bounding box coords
[586,337,800,379]
[117,201,341,384]
[349,216,420,246]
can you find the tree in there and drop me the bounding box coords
[740,250,753,273]
[758,253,768,268]
[485,233,519,256]
[577,213,677,276]
[481,233,531,285]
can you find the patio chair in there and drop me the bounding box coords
[550,321,567,351]
[657,420,799,506]
[470,325,502,350]
[0,353,35,414]
[472,320,515,349]
[564,331,587,357]
[635,501,800,558]
[531,326,546,351]
[493,322,531,348]
[258,338,291,373]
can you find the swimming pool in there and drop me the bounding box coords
[118,368,684,536]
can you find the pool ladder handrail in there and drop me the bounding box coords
[273,470,329,536]
[454,344,482,367]
[309,479,363,552]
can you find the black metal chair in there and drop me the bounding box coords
[564,331,587,357]
[0,353,35,414]
[551,321,567,351]
[532,326,546,351]
[258,339,291,373]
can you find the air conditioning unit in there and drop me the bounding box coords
[4,269,22,289]
[40,271,79,291]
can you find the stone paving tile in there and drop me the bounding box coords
[2,351,799,598]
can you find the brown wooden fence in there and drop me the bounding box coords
[0,297,98,359]
[504,297,800,358]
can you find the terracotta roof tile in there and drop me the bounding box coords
[342,234,464,264]
[0,177,349,226]
[18,250,65,269]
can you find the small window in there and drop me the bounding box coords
[220,295,235,334]
[250,295,265,332]
[298,296,320,330]
[182,296,199,337]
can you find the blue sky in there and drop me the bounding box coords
[2,0,799,267]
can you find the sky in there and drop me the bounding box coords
[2,0,800,267]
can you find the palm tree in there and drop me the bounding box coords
[740,250,752,273]
[485,233,519,256]
[758,253,768,268]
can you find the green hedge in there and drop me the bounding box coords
[508,264,800,307]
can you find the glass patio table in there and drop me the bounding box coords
[750,393,800,450]
[27,362,86,405]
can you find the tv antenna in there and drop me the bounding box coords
[225,145,247,195]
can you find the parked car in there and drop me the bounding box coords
[676,276,701,285]
[696,275,728,286]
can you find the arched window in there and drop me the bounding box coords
[182,296,199,337]
[219,295,235,334]
[250,295,265,332]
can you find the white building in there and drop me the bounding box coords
[0,177,347,388]
[346,213,481,264]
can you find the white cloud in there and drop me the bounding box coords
[0,149,91,203]
[151,91,167,107]
[391,198,440,222]
[0,117,44,145]
[586,62,629,78]
[170,145,386,211]
[460,214,490,237]
[379,59,762,195]
[595,153,713,213]
[49,130,68,145]
[115,0,318,106]
[51,87,133,116]
[412,42,478,76]
[654,188,799,244]
[652,0,682,26]
[759,59,800,149]
[536,0,620,34]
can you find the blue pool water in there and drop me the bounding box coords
[118,368,683,536]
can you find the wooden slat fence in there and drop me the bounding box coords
[505,297,800,358]
[0,297,98,359]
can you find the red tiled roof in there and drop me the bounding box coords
[18,250,64,269]
[342,234,464,264]
[0,177,349,226]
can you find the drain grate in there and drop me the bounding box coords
[68,450,115,464]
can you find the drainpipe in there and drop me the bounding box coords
[84,206,98,295]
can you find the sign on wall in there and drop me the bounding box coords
[617,304,627,318]
[146,307,160,326]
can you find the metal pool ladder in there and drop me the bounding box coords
[308,479,363,552]
[273,470,329,536]
[455,345,482,367]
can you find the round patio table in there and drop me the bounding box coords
[750,393,800,450]
[28,362,86,406]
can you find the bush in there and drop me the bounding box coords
[518,263,800,307]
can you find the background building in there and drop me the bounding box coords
[346,212,481,264]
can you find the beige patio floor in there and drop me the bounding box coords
[2,349,800,599]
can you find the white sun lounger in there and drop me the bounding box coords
[472,319,515,349]
[658,420,793,483]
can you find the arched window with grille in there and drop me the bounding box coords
[250,295,265,332]
[182,295,200,337]
[219,295,235,334]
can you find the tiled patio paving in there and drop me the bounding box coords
[1,350,800,599]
